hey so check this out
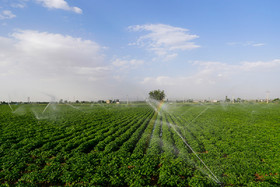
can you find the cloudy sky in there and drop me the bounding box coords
[1,0,280,101]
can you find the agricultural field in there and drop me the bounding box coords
[0,102,279,186]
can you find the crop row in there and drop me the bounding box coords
[2,103,277,186]
[166,104,280,186]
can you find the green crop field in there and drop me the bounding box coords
[0,103,279,186]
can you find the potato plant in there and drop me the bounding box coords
[0,103,279,186]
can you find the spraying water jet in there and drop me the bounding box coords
[169,122,222,185]
[152,100,222,185]
[8,102,14,112]
[66,103,84,112]
[42,102,51,114]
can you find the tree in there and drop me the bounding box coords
[272,98,280,103]
[149,89,165,101]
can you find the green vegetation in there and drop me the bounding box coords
[0,103,279,186]
[149,89,166,101]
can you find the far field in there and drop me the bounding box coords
[0,102,279,186]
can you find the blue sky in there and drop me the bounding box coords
[0,0,280,101]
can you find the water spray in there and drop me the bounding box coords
[96,103,107,110]
[42,102,51,114]
[146,98,165,115]
[8,102,14,112]
[146,100,159,113]
[153,101,223,185]
[169,122,222,185]
[66,103,83,112]
[188,107,209,125]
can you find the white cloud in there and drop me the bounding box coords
[112,58,144,69]
[11,2,26,8]
[244,41,265,47]
[240,59,280,71]
[194,59,280,72]
[36,0,82,14]
[251,43,265,47]
[141,59,280,99]
[0,30,113,100]
[10,30,104,68]
[165,53,178,61]
[142,76,177,86]
[128,24,199,60]
[0,10,16,20]
[227,41,265,47]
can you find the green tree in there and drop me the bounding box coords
[272,98,280,103]
[149,89,165,101]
